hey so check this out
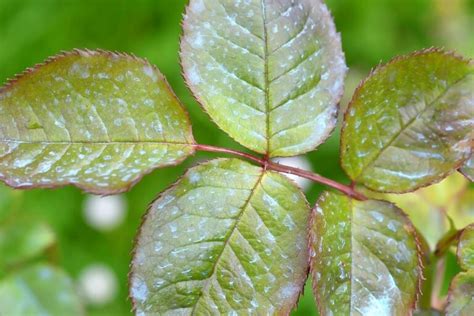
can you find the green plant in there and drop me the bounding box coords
[0,0,472,315]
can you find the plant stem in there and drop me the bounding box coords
[194,144,367,201]
[435,229,462,258]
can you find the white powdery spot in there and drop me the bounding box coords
[188,170,201,183]
[283,214,296,230]
[69,62,90,79]
[359,295,392,316]
[131,277,149,302]
[191,33,204,48]
[143,65,158,82]
[187,66,202,85]
[190,0,205,13]
[369,211,385,223]
[278,284,300,301]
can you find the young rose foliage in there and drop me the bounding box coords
[446,224,474,316]
[0,0,472,315]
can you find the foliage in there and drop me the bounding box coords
[0,0,472,315]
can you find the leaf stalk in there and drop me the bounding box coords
[194,144,367,201]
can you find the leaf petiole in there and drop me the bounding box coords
[194,144,367,200]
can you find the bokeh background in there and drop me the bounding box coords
[0,0,473,315]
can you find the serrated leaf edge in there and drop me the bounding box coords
[309,192,424,315]
[0,49,196,195]
[340,47,474,194]
[179,0,347,158]
[128,157,311,315]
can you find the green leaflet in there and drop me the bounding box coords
[341,49,474,193]
[0,50,194,194]
[445,224,474,316]
[0,264,83,316]
[460,155,474,182]
[446,271,474,316]
[130,158,310,315]
[310,191,421,316]
[181,0,346,157]
[458,224,474,271]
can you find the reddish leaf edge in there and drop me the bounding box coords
[456,223,474,271]
[458,152,474,182]
[178,0,347,158]
[309,191,424,315]
[128,157,312,316]
[339,47,474,195]
[0,48,196,196]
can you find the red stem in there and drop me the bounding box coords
[194,144,367,201]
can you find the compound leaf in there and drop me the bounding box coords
[341,49,473,193]
[310,191,421,315]
[446,271,474,316]
[181,0,346,156]
[0,264,83,316]
[130,158,310,315]
[458,224,474,271]
[0,49,194,194]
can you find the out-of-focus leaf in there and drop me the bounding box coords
[0,184,21,222]
[446,271,474,316]
[459,155,473,181]
[130,158,310,314]
[181,0,346,157]
[310,191,421,315]
[457,224,474,270]
[449,189,474,233]
[0,264,83,315]
[0,49,194,194]
[0,217,55,272]
[414,309,443,316]
[341,48,473,193]
[362,173,473,251]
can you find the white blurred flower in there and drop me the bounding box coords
[78,264,118,306]
[83,195,126,231]
[272,156,313,191]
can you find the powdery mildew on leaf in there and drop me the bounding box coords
[460,155,474,182]
[0,50,194,194]
[341,49,474,193]
[310,191,421,316]
[130,158,310,315]
[446,271,474,316]
[0,264,82,315]
[457,224,474,271]
[181,0,346,157]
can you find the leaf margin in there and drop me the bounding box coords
[340,47,473,194]
[128,157,312,315]
[179,0,347,158]
[309,190,424,315]
[0,48,196,195]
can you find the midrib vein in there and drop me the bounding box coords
[0,139,191,145]
[190,170,266,315]
[261,0,271,155]
[355,73,472,179]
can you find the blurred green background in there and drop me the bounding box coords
[0,0,473,315]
